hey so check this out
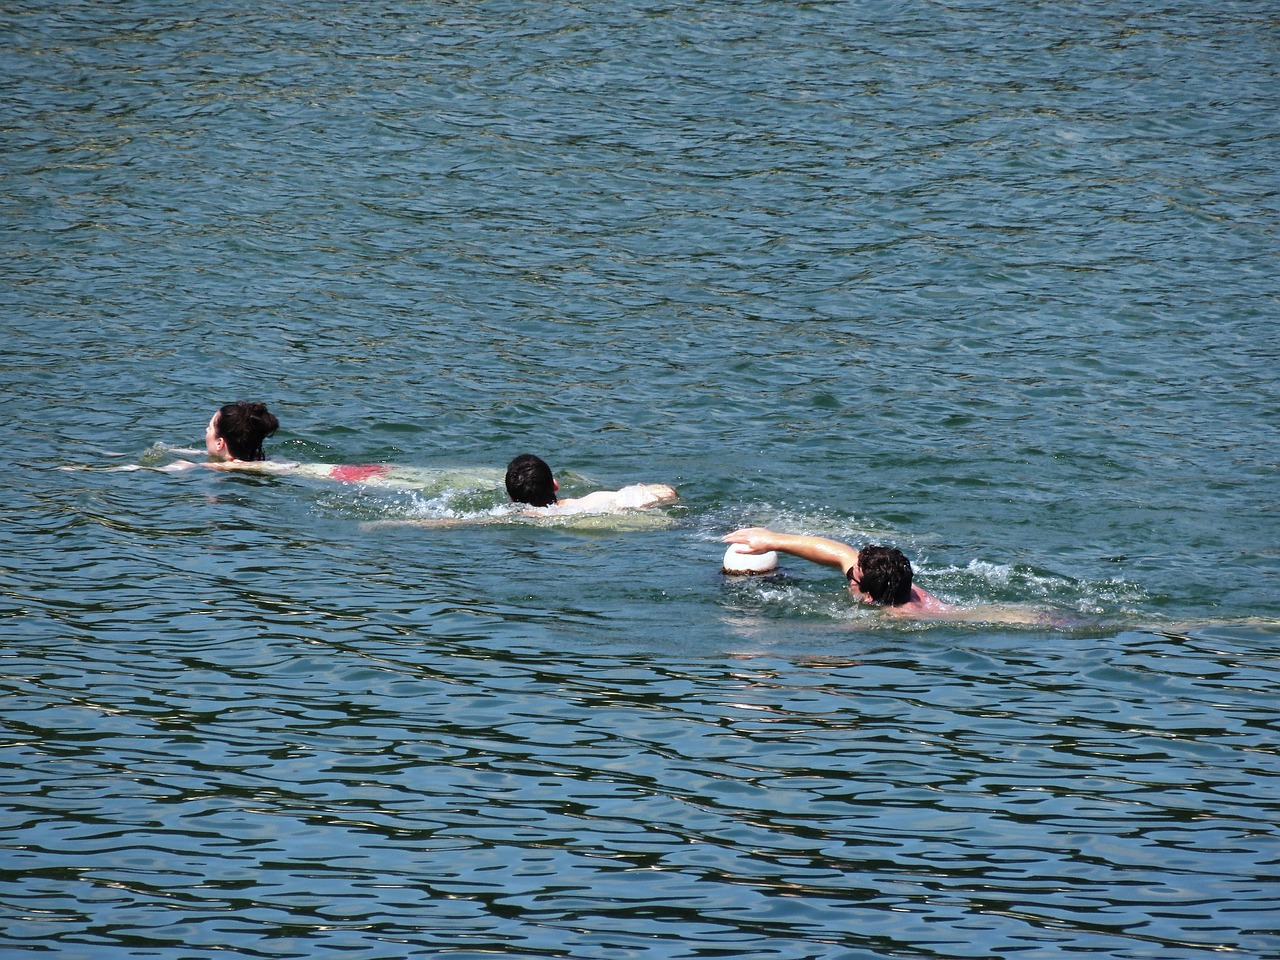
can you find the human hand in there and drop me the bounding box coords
[648,484,677,503]
[721,527,778,554]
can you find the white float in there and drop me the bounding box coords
[722,543,779,575]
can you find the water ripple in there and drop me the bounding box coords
[4,0,1279,957]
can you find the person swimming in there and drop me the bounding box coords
[172,404,393,480]
[155,405,506,504]
[723,526,949,614]
[504,453,677,515]
[722,526,1054,624]
[363,454,678,531]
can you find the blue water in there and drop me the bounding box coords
[3,1,1279,957]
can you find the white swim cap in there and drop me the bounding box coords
[722,543,779,575]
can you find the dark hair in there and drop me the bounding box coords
[216,401,279,461]
[853,545,913,606]
[505,453,557,507]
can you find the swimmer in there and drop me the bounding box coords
[722,526,1053,624]
[141,406,501,498]
[363,454,677,531]
[176,407,408,481]
[164,401,297,474]
[505,453,677,516]
[723,527,948,615]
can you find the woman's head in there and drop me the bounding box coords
[207,402,279,461]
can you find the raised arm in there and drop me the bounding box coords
[722,527,860,576]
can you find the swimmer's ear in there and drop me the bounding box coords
[553,478,559,492]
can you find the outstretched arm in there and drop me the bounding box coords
[615,483,677,509]
[722,527,860,576]
[551,484,678,514]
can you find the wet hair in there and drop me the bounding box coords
[505,453,557,507]
[851,545,914,606]
[216,401,279,461]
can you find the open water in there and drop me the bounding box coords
[3,1,1279,957]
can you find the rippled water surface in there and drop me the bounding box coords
[3,1,1279,957]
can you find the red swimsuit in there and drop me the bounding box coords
[328,464,389,483]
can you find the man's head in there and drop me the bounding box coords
[851,545,913,606]
[505,453,558,507]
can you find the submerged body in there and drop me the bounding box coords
[294,462,505,493]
